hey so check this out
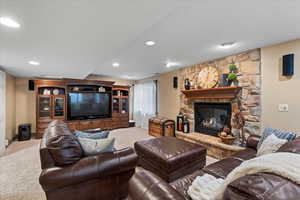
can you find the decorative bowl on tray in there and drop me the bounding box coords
[218,132,235,145]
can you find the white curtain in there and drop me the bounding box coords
[133,81,157,129]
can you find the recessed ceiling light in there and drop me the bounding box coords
[166,62,180,68]
[145,41,156,46]
[112,62,120,67]
[219,42,236,49]
[0,17,20,28]
[28,61,40,66]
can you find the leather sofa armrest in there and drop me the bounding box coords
[128,170,185,200]
[224,173,300,200]
[82,128,102,133]
[40,147,137,192]
[246,135,260,150]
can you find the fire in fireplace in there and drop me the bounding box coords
[194,103,231,137]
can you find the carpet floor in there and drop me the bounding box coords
[0,127,217,200]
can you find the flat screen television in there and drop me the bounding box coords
[68,92,111,120]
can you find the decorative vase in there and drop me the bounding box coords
[183,117,190,133]
[231,79,239,87]
[184,79,190,90]
[230,80,238,87]
[220,74,229,87]
[177,114,184,131]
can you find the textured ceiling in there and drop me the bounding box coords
[1,0,300,80]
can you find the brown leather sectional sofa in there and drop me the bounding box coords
[127,135,300,200]
[39,120,138,200]
[39,120,300,200]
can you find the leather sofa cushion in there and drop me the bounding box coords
[224,172,300,200]
[230,148,257,161]
[246,135,260,150]
[47,134,83,166]
[203,158,242,179]
[170,170,205,199]
[135,136,206,172]
[277,137,300,154]
[128,169,185,200]
[46,125,83,166]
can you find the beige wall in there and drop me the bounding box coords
[261,39,300,133]
[5,73,16,141]
[15,78,36,133]
[157,71,181,121]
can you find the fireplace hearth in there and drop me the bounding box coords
[194,103,231,137]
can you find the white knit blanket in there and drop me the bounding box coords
[188,152,300,200]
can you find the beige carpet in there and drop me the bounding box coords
[0,127,217,200]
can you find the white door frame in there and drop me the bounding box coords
[0,70,6,152]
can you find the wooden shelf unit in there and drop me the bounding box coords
[35,79,130,139]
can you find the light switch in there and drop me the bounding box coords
[278,104,289,112]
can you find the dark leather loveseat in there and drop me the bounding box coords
[127,135,300,200]
[39,120,138,200]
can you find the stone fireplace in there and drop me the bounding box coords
[175,49,261,159]
[194,102,231,137]
[179,49,261,137]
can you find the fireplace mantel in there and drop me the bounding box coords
[181,87,242,99]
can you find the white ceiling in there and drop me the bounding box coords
[1,0,300,80]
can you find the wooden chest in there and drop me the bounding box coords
[149,116,175,137]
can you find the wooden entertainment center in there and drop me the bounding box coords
[35,79,130,139]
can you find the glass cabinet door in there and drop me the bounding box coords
[113,98,120,113]
[53,97,65,118]
[121,98,129,114]
[39,96,51,118]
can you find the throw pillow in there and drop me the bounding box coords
[74,130,110,139]
[77,137,115,156]
[257,134,287,156]
[257,128,296,149]
[47,134,83,166]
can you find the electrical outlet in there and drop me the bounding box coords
[278,104,289,112]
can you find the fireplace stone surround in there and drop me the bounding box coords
[179,49,261,137]
[175,49,261,159]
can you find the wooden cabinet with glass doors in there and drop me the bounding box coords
[35,80,130,139]
[36,83,66,138]
[112,86,130,128]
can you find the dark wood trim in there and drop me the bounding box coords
[35,79,116,87]
[181,87,242,99]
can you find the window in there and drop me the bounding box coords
[133,80,157,129]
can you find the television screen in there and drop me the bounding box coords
[68,93,111,119]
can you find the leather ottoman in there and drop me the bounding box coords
[134,136,206,182]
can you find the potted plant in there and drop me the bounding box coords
[227,64,238,86]
[229,64,237,72]
[227,73,237,86]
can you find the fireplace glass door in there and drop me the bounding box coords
[194,103,231,136]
